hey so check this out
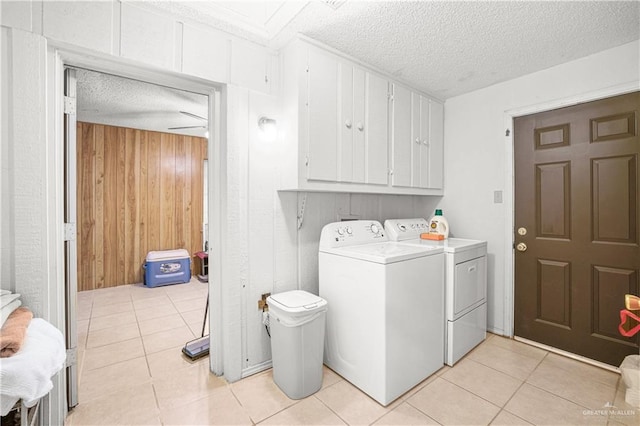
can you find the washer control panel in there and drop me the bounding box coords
[319,220,387,249]
[384,218,430,241]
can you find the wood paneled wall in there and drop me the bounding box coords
[77,122,207,291]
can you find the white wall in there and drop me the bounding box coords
[297,193,440,296]
[0,0,440,387]
[0,1,279,422]
[1,28,11,291]
[442,39,640,335]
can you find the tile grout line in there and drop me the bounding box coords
[525,351,620,412]
[312,391,353,426]
[404,397,444,425]
[485,349,550,425]
[226,383,257,425]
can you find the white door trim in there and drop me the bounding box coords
[502,81,640,338]
[47,44,230,380]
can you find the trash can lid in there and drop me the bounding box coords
[268,290,327,315]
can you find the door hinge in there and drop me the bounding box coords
[64,96,76,115]
[505,129,510,137]
[66,348,77,367]
[64,223,76,241]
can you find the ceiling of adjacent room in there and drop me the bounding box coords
[76,68,209,138]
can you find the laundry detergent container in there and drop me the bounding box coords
[267,290,328,399]
[144,249,191,287]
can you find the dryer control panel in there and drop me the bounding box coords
[319,220,387,249]
[384,218,430,241]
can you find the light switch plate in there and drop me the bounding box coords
[494,190,503,204]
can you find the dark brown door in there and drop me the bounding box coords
[514,92,640,366]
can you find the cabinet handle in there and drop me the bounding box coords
[415,138,421,144]
[422,140,430,146]
[356,122,364,131]
[345,120,352,129]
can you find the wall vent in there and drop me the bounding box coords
[322,0,347,10]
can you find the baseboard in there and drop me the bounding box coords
[241,360,273,378]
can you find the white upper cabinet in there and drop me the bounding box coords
[306,48,339,182]
[391,83,444,190]
[337,62,389,185]
[413,93,430,188]
[280,38,443,195]
[338,61,362,183]
[429,101,444,189]
[365,72,390,185]
[391,84,412,187]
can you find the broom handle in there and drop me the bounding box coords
[201,292,209,338]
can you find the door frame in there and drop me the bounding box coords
[47,44,229,405]
[502,81,640,338]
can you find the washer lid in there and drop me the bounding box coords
[268,290,327,314]
[322,242,442,264]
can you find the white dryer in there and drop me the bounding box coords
[385,218,487,366]
[319,220,444,406]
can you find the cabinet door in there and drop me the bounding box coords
[429,100,444,189]
[338,63,365,183]
[410,92,421,187]
[365,72,389,185]
[307,48,338,182]
[418,95,431,188]
[392,84,412,187]
[352,68,366,183]
[338,61,354,182]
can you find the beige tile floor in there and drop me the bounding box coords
[66,280,638,425]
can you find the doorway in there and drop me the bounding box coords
[64,66,215,409]
[513,91,640,366]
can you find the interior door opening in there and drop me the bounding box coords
[64,66,215,410]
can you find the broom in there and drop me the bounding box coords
[182,292,209,360]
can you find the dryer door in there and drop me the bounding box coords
[453,256,487,318]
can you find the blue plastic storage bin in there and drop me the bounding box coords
[144,249,191,287]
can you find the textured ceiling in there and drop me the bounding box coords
[76,68,209,137]
[79,1,639,133]
[150,0,640,100]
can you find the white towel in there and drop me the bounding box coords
[0,300,22,327]
[0,293,20,309]
[0,290,10,296]
[0,318,66,415]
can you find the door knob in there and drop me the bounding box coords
[517,227,527,236]
[345,120,352,129]
[516,242,527,252]
[356,122,364,131]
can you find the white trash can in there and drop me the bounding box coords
[267,290,328,399]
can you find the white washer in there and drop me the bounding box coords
[385,218,488,366]
[319,220,444,406]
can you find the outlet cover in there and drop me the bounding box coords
[494,190,503,204]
